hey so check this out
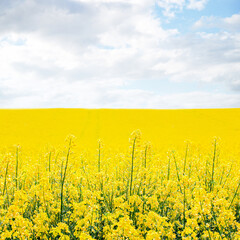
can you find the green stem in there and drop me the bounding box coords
[173,152,182,193]
[173,153,181,182]
[3,162,9,196]
[129,137,136,196]
[167,156,171,181]
[15,146,19,190]
[183,185,186,229]
[210,139,217,192]
[228,179,240,209]
[60,138,72,222]
[144,145,148,168]
[98,141,101,172]
[183,144,188,175]
[222,164,232,188]
[49,151,51,173]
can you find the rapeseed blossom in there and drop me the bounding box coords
[0,131,240,239]
[0,109,240,239]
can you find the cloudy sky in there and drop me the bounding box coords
[0,0,240,108]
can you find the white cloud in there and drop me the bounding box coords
[0,0,239,109]
[224,13,240,31]
[187,0,208,10]
[194,13,240,31]
[157,0,185,17]
[157,0,208,17]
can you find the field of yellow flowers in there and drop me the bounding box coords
[0,108,240,239]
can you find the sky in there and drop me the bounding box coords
[0,0,240,109]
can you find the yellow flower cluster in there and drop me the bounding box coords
[0,129,239,240]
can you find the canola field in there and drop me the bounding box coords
[0,108,240,239]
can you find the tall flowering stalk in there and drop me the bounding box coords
[60,136,72,222]
[129,130,141,197]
